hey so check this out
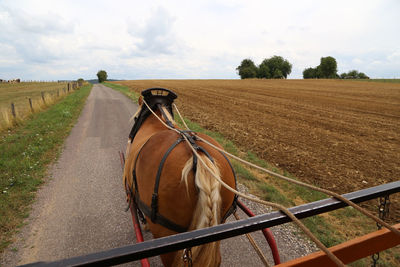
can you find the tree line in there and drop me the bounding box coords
[236,56,292,79]
[236,56,369,79]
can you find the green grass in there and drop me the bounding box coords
[0,84,92,252]
[348,79,400,83]
[103,82,139,102]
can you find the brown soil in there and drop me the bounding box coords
[114,79,400,222]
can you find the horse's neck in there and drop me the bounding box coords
[143,114,167,134]
[131,113,166,146]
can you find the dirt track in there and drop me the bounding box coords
[115,79,400,222]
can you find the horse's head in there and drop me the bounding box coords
[128,88,178,141]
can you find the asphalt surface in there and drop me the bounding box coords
[1,84,317,267]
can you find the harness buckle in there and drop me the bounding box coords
[181,131,199,150]
[182,248,193,267]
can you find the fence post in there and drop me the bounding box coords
[29,98,34,112]
[68,83,70,92]
[57,89,59,97]
[11,103,16,118]
[41,92,46,104]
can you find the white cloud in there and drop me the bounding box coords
[0,0,399,80]
[128,7,180,56]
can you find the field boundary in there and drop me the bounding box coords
[0,82,83,131]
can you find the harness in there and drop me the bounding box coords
[127,88,237,233]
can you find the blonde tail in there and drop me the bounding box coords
[175,155,222,266]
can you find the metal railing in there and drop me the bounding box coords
[22,181,400,267]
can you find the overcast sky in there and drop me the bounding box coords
[0,0,399,80]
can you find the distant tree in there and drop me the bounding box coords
[236,59,258,79]
[319,56,338,78]
[239,67,257,79]
[303,67,318,79]
[303,56,338,79]
[261,56,292,79]
[273,69,284,79]
[97,70,108,83]
[340,70,369,79]
[347,70,359,79]
[257,62,271,79]
[358,72,369,79]
[77,78,84,86]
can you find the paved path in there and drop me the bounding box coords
[1,84,316,267]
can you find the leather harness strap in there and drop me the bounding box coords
[151,137,184,223]
[130,131,238,233]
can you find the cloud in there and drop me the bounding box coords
[128,7,180,56]
[0,6,75,65]
[0,0,399,80]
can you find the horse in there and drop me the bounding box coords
[123,88,237,266]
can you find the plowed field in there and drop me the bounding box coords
[113,79,400,221]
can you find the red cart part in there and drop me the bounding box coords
[237,199,281,265]
[119,151,150,267]
[129,196,150,267]
[276,223,400,267]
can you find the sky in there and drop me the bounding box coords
[0,0,399,80]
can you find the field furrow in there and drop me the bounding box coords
[113,79,400,221]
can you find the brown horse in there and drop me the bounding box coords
[123,88,237,266]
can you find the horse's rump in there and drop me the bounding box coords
[134,130,236,237]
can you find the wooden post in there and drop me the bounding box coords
[29,98,33,112]
[11,103,16,118]
[68,83,70,92]
[57,89,59,97]
[41,92,45,104]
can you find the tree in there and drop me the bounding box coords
[340,70,369,79]
[302,56,338,79]
[303,67,318,79]
[97,70,108,83]
[347,70,359,79]
[77,78,84,86]
[257,62,271,78]
[273,69,284,79]
[261,56,292,79]
[319,56,338,78]
[358,72,369,79]
[236,59,258,79]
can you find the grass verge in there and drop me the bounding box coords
[349,78,400,83]
[106,82,398,266]
[0,84,92,253]
[103,82,139,102]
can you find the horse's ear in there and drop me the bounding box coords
[138,96,143,106]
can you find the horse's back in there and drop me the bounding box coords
[135,130,236,236]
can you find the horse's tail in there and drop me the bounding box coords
[174,154,222,266]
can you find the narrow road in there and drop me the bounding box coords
[1,84,316,267]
